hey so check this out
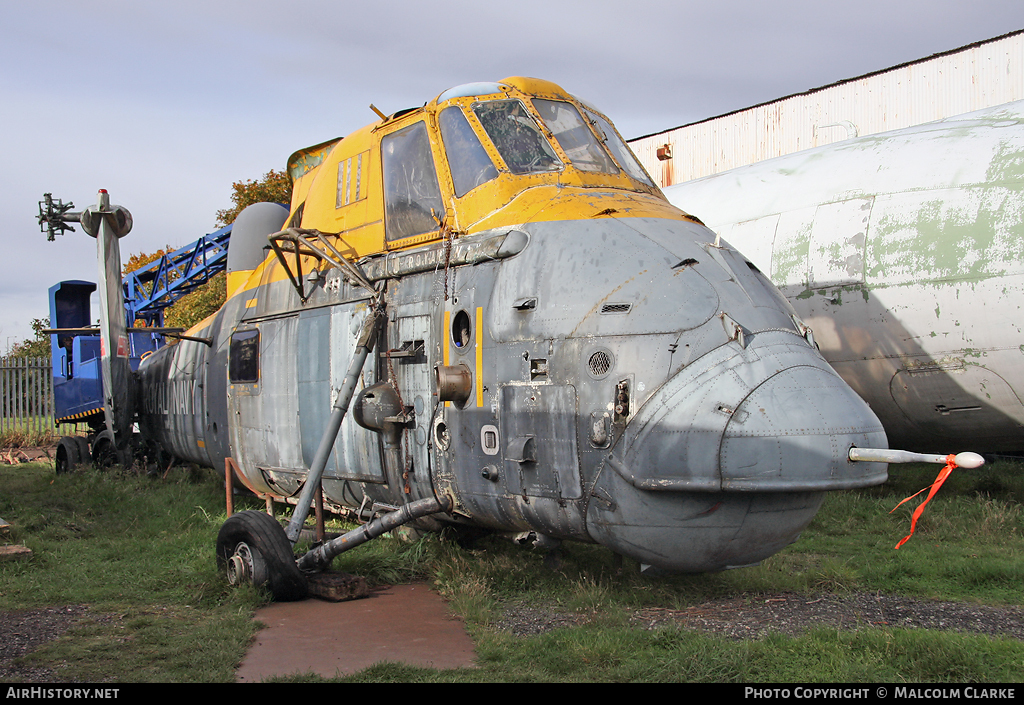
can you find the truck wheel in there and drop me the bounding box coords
[91,430,117,468]
[74,437,90,465]
[55,437,81,474]
[216,511,307,601]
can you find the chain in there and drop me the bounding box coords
[441,221,453,301]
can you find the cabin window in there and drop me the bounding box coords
[438,106,499,197]
[582,108,657,187]
[533,99,617,174]
[381,121,445,241]
[472,100,561,175]
[229,329,260,383]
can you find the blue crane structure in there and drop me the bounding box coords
[48,224,232,426]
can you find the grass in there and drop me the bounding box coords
[0,462,266,682]
[0,419,86,449]
[1,457,1022,683]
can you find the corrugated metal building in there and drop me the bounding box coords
[628,29,1024,187]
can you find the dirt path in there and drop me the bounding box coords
[0,445,54,466]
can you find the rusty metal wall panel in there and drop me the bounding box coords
[631,31,1024,186]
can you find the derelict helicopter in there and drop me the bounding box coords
[39,77,980,601]
[661,100,1024,454]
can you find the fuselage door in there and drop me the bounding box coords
[384,312,433,500]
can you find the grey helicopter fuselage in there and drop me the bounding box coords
[135,77,889,574]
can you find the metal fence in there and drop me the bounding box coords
[0,356,78,443]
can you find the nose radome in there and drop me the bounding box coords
[720,365,888,491]
[615,332,887,493]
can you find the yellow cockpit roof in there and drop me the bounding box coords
[231,78,685,303]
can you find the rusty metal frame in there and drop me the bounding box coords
[268,227,375,302]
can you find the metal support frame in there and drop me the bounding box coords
[122,225,232,328]
[268,227,373,303]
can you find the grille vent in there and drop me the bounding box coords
[588,350,613,377]
[600,303,632,314]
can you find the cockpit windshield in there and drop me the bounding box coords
[581,108,657,188]
[472,100,562,174]
[439,106,499,197]
[533,99,617,174]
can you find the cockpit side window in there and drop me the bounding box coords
[533,99,617,174]
[381,121,445,241]
[438,106,499,197]
[229,329,259,384]
[582,108,657,187]
[472,100,562,175]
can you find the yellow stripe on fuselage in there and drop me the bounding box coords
[443,309,451,407]
[475,306,483,408]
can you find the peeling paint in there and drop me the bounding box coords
[867,187,1024,287]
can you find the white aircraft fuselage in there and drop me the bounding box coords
[664,100,1024,453]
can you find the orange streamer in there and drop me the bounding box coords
[890,454,957,549]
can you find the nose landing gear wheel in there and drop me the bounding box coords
[216,510,308,601]
[225,541,267,587]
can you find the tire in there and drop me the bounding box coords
[91,430,117,468]
[216,510,307,601]
[55,437,81,474]
[74,437,90,465]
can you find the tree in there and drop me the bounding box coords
[163,271,226,330]
[8,318,50,358]
[215,169,292,227]
[123,247,174,277]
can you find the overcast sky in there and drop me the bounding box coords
[2,0,1023,348]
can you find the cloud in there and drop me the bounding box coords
[1,0,1022,347]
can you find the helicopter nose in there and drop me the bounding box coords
[719,364,889,491]
[585,332,888,573]
[613,332,887,492]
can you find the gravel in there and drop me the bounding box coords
[0,605,92,683]
[494,591,1024,641]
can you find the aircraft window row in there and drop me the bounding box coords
[533,99,618,174]
[472,100,562,174]
[382,121,446,242]
[438,106,499,197]
[381,98,655,241]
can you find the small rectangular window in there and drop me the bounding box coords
[336,151,368,208]
[583,109,656,187]
[229,329,260,383]
[533,99,617,174]
[472,100,561,175]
